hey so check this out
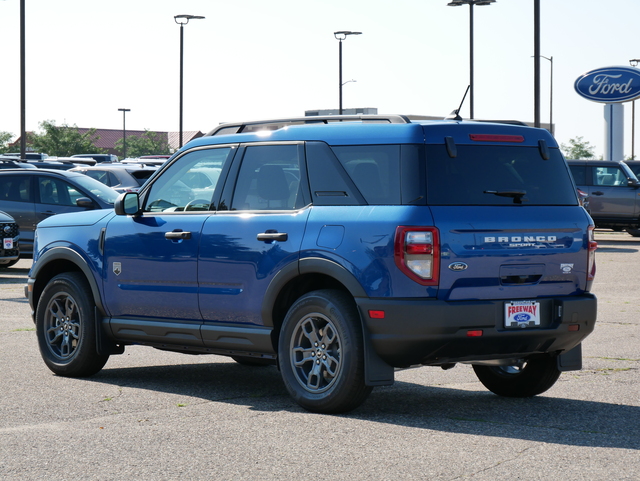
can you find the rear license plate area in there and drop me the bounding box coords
[504,300,541,328]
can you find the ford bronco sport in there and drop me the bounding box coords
[27,116,597,413]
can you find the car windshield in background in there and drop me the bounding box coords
[425,145,578,206]
[71,174,119,204]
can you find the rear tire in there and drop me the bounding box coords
[278,289,372,414]
[626,228,640,237]
[36,272,109,377]
[473,356,561,397]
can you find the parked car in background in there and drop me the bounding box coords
[4,152,49,161]
[0,169,119,254]
[0,209,20,268]
[567,159,640,236]
[0,157,38,169]
[70,164,158,193]
[71,154,118,163]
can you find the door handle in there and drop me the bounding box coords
[40,211,56,217]
[592,191,604,196]
[257,231,288,242]
[165,230,192,240]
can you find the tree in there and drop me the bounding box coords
[0,131,14,154]
[28,120,103,156]
[560,136,596,160]
[114,129,171,158]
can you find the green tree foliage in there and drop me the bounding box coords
[114,129,171,158]
[560,136,596,160]
[0,131,14,154]
[28,120,103,156]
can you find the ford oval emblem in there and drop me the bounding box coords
[574,66,640,103]
[448,262,468,272]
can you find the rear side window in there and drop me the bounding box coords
[569,165,587,185]
[332,145,401,205]
[0,175,31,202]
[425,145,577,206]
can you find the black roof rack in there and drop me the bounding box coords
[205,114,412,136]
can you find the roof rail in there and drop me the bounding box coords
[205,114,411,137]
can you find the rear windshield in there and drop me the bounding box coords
[425,145,577,206]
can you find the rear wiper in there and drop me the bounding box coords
[483,190,528,204]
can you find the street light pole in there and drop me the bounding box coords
[174,14,205,149]
[334,31,362,115]
[447,0,495,120]
[20,0,26,159]
[540,55,553,135]
[118,108,130,160]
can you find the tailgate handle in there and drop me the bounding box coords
[165,230,191,240]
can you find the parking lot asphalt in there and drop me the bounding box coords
[1,230,638,480]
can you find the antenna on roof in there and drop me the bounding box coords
[445,85,470,121]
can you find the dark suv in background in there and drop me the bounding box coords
[0,210,20,268]
[567,159,640,236]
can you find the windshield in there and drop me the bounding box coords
[72,174,120,204]
[425,145,578,206]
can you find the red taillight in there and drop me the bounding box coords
[467,330,483,337]
[394,226,440,286]
[587,225,597,281]
[469,134,525,143]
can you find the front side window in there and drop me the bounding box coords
[592,166,628,186]
[38,177,83,206]
[230,144,303,211]
[145,146,234,213]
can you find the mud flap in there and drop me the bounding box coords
[361,324,395,386]
[557,343,582,372]
[95,308,125,356]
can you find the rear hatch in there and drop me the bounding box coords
[422,123,593,302]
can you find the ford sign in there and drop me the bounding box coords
[575,66,640,103]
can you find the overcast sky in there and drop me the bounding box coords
[1,0,639,158]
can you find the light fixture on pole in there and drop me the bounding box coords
[447,0,495,120]
[630,59,640,159]
[174,14,205,149]
[334,31,362,115]
[118,108,130,160]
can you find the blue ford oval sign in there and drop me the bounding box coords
[575,66,640,103]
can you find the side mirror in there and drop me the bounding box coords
[114,192,141,216]
[627,178,640,188]
[75,197,94,209]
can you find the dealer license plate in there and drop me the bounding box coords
[504,300,541,328]
[3,238,12,250]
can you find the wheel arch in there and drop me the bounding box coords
[29,247,104,319]
[262,257,366,342]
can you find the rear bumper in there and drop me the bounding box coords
[357,294,597,368]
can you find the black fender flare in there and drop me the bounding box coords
[30,246,105,315]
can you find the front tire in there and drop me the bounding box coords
[278,289,372,414]
[36,272,109,377]
[473,356,561,397]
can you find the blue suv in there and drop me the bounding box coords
[26,116,598,413]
